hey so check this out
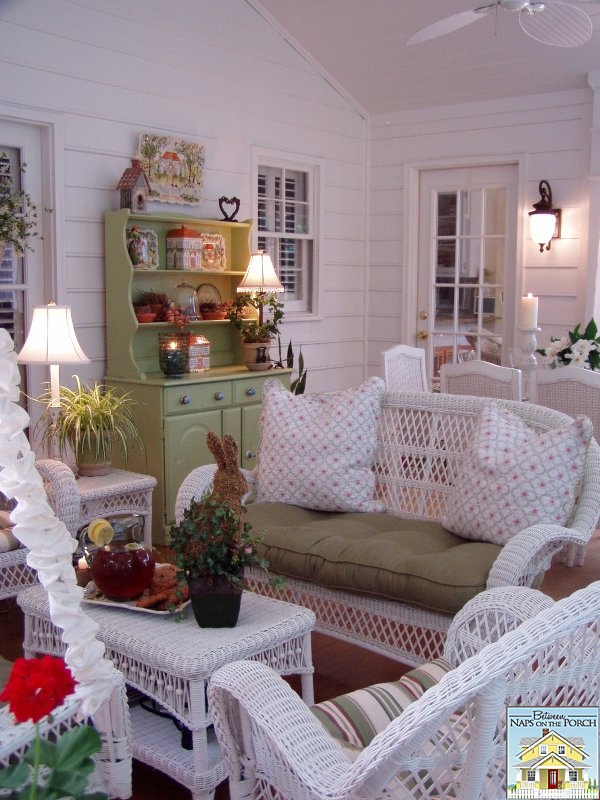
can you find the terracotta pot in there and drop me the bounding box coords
[187,573,242,627]
[76,439,113,477]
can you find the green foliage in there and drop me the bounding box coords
[36,376,144,464]
[274,339,308,394]
[0,154,40,255]
[227,293,284,342]
[0,724,106,799]
[169,496,276,588]
[536,317,600,370]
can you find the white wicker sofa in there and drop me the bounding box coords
[176,389,600,667]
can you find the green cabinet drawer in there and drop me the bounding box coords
[233,375,272,405]
[164,381,233,414]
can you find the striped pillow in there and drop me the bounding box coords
[311,657,453,749]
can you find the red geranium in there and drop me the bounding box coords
[0,654,76,723]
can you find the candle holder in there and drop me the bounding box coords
[158,333,189,378]
[511,327,540,401]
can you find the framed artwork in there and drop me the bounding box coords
[136,134,205,206]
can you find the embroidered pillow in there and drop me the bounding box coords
[442,403,592,545]
[255,377,385,512]
[311,657,453,749]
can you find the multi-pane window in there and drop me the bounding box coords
[257,162,316,314]
[558,745,566,755]
[526,771,536,782]
[540,745,547,754]
[569,771,578,782]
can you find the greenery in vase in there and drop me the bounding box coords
[536,318,600,370]
[35,376,144,464]
[0,154,40,255]
[227,293,284,342]
[170,496,282,590]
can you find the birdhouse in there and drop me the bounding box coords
[116,159,150,212]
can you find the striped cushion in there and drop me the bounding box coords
[311,657,453,749]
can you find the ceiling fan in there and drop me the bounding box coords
[407,0,595,48]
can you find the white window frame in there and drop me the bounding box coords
[252,149,321,319]
[558,745,566,755]
[540,745,547,755]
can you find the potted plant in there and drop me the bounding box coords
[169,433,282,627]
[227,293,284,371]
[36,376,144,476]
[199,300,231,320]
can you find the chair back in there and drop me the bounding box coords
[382,344,428,392]
[440,360,522,400]
[530,366,600,439]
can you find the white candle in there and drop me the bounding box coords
[78,556,89,571]
[520,293,538,329]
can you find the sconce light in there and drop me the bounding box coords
[528,180,561,253]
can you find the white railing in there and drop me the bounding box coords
[507,788,597,799]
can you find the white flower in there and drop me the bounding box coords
[546,336,570,357]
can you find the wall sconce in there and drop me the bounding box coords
[528,180,561,253]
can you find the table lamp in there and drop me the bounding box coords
[17,301,90,456]
[237,251,284,327]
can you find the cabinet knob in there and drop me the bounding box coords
[180,395,191,405]
[245,386,257,397]
[214,391,225,401]
[245,450,256,460]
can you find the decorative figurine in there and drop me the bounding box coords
[218,196,240,222]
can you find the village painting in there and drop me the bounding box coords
[136,134,205,205]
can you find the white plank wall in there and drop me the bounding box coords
[367,88,595,377]
[0,0,369,395]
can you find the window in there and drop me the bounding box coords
[569,771,578,782]
[540,745,547,754]
[527,771,536,782]
[256,159,318,315]
[558,745,566,755]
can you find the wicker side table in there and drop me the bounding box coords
[36,461,157,548]
[18,585,315,800]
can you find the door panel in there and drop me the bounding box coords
[417,165,518,385]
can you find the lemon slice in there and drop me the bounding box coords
[87,518,114,547]
[124,542,142,551]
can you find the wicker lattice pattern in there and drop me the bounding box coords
[440,361,522,400]
[0,548,37,600]
[177,390,600,666]
[382,345,428,392]
[208,581,600,800]
[17,585,315,799]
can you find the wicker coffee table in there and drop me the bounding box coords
[18,585,315,800]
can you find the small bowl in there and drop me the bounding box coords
[136,312,157,323]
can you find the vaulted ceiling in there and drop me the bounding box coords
[250,0,600,115]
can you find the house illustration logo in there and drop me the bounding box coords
[506,706,599,798]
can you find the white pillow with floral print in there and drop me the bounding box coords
[442,403,592,545]
[255,377,386,512]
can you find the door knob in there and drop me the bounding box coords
[418,311,428,320]
[416,330,429,341]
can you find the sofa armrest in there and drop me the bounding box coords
[486,523,586,589]
[35,459,81,537]
[443,586,554,665]
[175,464,256,523]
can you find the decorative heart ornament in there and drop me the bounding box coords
[218,196,240,222]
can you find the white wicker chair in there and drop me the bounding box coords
[382,344,428,392]
[440,360,522,400]
[208,581,600,800]
[530,366,600,565]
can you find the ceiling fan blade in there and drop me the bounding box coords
[406,9,489,45]
[519,2,593,46]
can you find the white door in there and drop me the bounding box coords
[0,119,49,427]
[416,165,518,384]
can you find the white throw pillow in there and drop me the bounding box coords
[442,403,592,545]
[256,377,386,512]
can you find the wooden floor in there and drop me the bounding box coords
[2,531,598,800]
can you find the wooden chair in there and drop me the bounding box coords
[382,344,428,391]
[440,360,522,400]
[530,365,600,565]
[208,581,600,800]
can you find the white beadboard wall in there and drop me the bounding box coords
[367,87,595,376]
[0,0,368,395]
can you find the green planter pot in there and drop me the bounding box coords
[187,573,242,628]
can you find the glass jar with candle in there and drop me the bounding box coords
[158,332,189,378]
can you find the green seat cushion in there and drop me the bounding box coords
[245,503,501,615]
[311,657,454,748]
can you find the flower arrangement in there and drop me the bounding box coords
[536,319,600,370]
[0,155,40,255]
[0,655,106,800]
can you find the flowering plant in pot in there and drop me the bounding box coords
[0,654,107,800]
[169,433,281,627]
[35,376,144,476]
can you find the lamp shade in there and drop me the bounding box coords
[237,252,284,294]
[529,212,558,248]
[17,303,90,366]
